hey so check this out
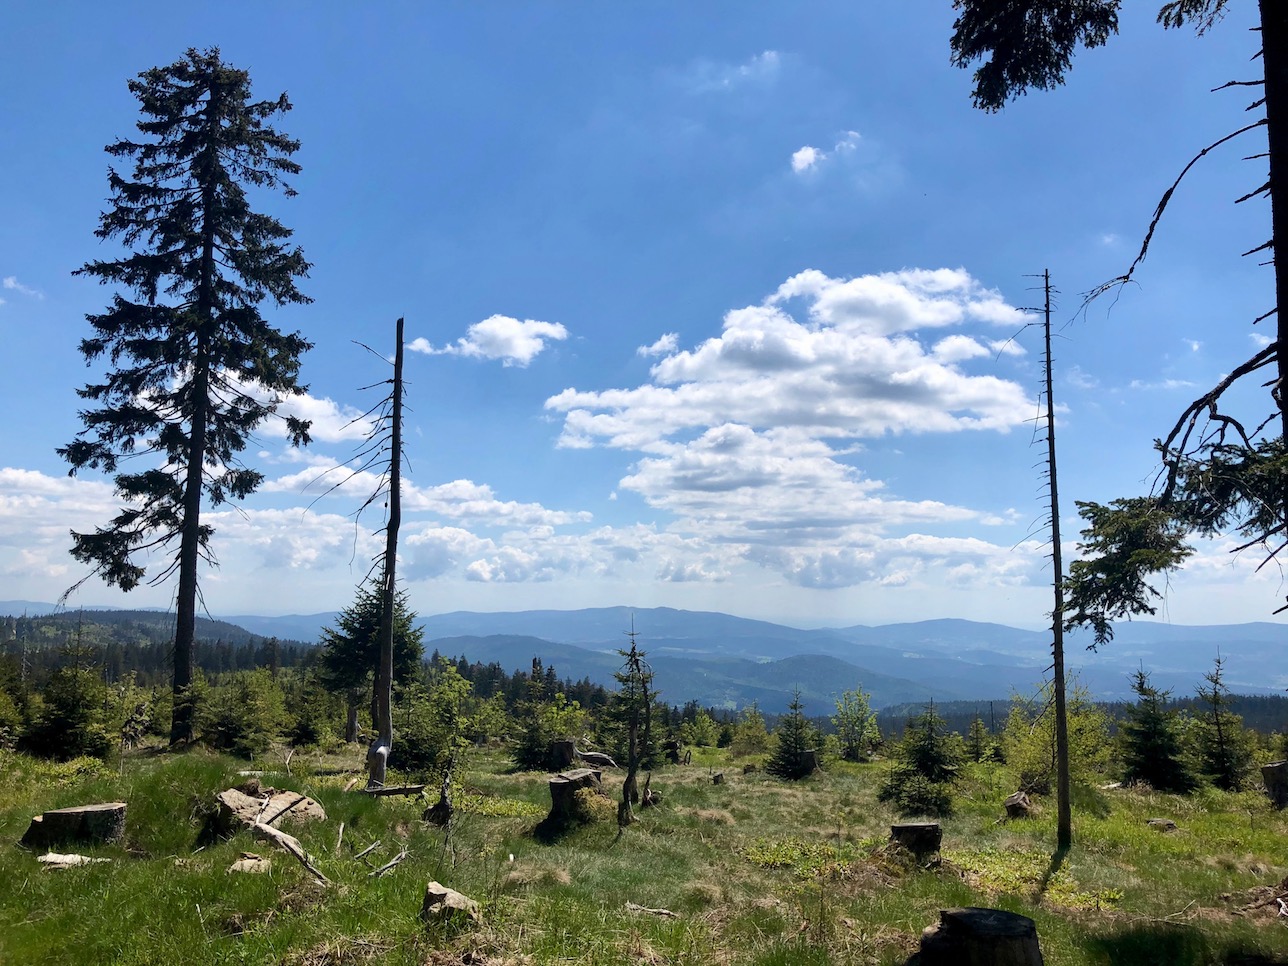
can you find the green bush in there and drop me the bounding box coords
[20,666,113,760]
[878,704,959,817]
[1003,680,1109,795]
[196,669,288,758]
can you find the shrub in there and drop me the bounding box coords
[197,669,288,758]
[1003,680,1108,795]
[879,704,959,817]
[21,666,113,760]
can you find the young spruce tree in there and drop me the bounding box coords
[60,49,312,743]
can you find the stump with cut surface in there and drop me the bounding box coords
[1262,760,1288,808]
[21,802,127,850]
[918,907,1043,966]
[890,822,942,860]
[547,768,603,824]
[1004,791,1032,819]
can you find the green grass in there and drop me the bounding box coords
[4,747,1288,964]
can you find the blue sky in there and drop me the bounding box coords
[1,1,1284,628]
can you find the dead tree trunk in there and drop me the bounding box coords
[367,318,405,789]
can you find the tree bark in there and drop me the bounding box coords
[367,318,404,788]
[1261,0,1288,471]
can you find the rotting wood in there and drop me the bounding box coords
[38,852,112,869]
[250,821,329,884]
[335,822,344,853]
[353,840,381,862]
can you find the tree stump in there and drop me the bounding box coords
[21,803,127,849]
[918,907,1043,965]
[711,772,725,785]
[1262,760,1288,808]
[1003,791,1031,819]
[890,822,941,860]
[547,768,603,823]
[549,740,576,769]
[662,739,682,765]
[797,749,821,773]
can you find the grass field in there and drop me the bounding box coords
[3,746,1288,965]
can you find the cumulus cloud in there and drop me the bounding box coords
[2,276,43,299]
[679,50,781,94]
[541,268,1039,589]
[409,315,568,367]
[789,131,860,175]
[1129,378,1197,391]
[637,333,679,357]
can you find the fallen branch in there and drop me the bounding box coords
[625,901,679,919]
[250,821,330,885]
[360,784,426,797]
[369,848,409,878]
[352,840,381,863]
[334,822,344,853]
[259,793,308,828]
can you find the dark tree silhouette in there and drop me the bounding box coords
[60,48,312,743]
[952,1,1288,619]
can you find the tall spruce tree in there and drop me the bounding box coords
[59,49,312,743]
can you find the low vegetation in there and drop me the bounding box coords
[4,739,1288,965]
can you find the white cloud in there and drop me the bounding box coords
[1251,333,1274,348]
[791,146,821,173]
[789,131,861,175]
[1066,366,1099,390]
[680,50,781,94]
[637,333,679,357]
[409,315,568,367]
[2,276,43,299]
[1184,339,1202,353]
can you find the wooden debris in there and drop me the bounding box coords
[640,772,662,808]
[1004,791,1032,819]
[369,848,409,878]
[215,788,325,835]
[711,772,725,785]
[22,802,127,850]
[421,880,480,925]
[360,784,427,797]
[335,822,344,853]
[576,749,618,769]
[546,768,604,824]
[353,840,382,862]
[343,777,360,793]
[38,852,112,869]
[1262,761,1288,808]
[1147,818,1179,832]
[918,907,1043,966]
[250,821,330,885]
[625,901,679,919]
[549,739,577,769]
[228,851,271,874]
[891,822,942,860]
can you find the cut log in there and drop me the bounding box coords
[21,802,127,850]
[1263,760,1288,808]
[918,907,1043,966]
[421,880,481,926]
[38,852,112,869]
[890,822,942,860]
[1004,791,1032,819]
[547,768,603,824]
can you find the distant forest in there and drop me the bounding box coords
[4,609,1287,737]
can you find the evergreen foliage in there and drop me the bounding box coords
[1193,655,1258,791]
[878,703,960,816]
[60,48,312,743]
[766,689,819,780]
[20,666,114,760]
[1119,669,1198,793]
[731,703,770,757]
[388,658,473,779]
[316,581,423,740]
[965,715,994,763]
